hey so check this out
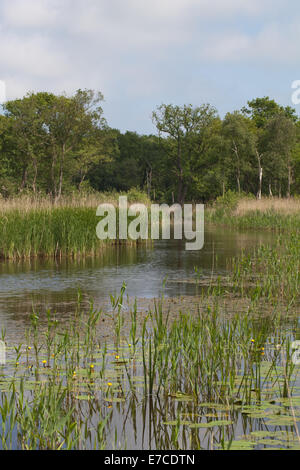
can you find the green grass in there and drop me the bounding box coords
[206,193,300,231]
[207,208,300,231]
[0,207,98,259]
[0,207,148,260]
[0,195,300,449]
[0,189,152,259]
[228,231,300,303]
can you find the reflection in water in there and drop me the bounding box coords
[0,226,299,450]
[0,227,276,339]
[0,340,5,365]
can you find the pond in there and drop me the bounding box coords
[1,226,300,450]
[0,226,275,339]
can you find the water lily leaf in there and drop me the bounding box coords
[130,376,145,382]
[76,395,95,400]
[250,430,276,439]
[224,440,256,450]
[104,397,126,403]
[279,397,300,406]
[266,415,297,425]
[257,439,286,447]
[188,419,233,428]
[163,420,191,426]
[200,402,231,410]
[169,392,194,402]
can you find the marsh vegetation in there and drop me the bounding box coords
[0,207,299,450]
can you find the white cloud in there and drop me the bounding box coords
[201,33,251,61]
[0,32,68,78]
[251,22,300,63]
[200,20,300,65]
[0,0,299,131]
[1,0,60,28]
[100,0,273,23]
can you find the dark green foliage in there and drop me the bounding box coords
[0,91,300,202]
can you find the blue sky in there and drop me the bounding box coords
[1,0,300,133]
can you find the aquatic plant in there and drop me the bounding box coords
[0,286,299,450]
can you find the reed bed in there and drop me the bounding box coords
[0,207,108,260]
[0,191,151,259]
[220,211,300,231]
[235,197,300,216]
[207,197,300,231]
[0,190,150,213]
[229,231,300,304]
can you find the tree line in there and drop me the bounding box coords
[1,90,300,203]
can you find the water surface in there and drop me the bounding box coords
[0,226,276,337]
[1,226,300,451]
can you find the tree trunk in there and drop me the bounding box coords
[177,137,184,204]
[236,174,241,194]
[233,141,241,194]
[257,167,263,200]
[146,167,152,200]
[287,163,292,198]
[181,184,188,206]
[269,182,273,197]
[256,150,263,200]
[78,173,86,191]
[19,165,28,193]
[32,159,38,194]
[51,150,57,202]
[56,144,65,202]
[177,172,184,205]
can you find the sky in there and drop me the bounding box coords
[1,0,300,133]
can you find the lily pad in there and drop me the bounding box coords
[76,395,95,400]
[224,440,256,450]
[188,419,233,428]
[104,397,126,403]
[169,392,194,402]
